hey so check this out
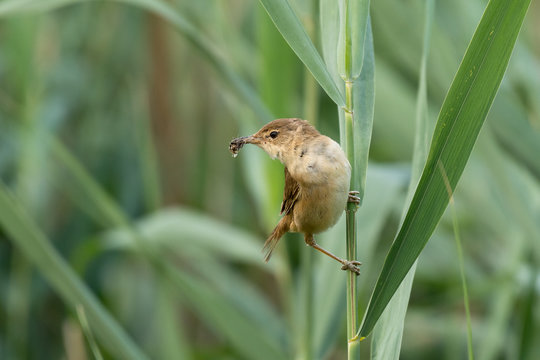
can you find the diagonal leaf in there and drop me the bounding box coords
[359,0,532,337]
[258,0,345,107]
[0,181,149,360]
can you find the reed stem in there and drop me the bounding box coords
[341,2,360,358]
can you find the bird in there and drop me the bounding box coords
[229,118,361,275]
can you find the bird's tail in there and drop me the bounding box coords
[263,216,290,262]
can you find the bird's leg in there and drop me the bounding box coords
[348,190,361,204]
[304,234,361,275]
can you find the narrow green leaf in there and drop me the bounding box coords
[320,0,341,85]
[258,0,345,107]
[359,0,531,337]
[351,19,375,199]
[0,182,149,360]
[371,1,434,358]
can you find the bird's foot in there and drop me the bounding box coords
[348,191,361,204]
[341,260,362,275]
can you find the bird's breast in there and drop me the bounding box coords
[288,136,350,185]
[288,138,351,234]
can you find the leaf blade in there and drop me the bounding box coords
[359,0,532,337]
[258,0,345,107]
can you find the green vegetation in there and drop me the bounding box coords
[0,0,538,359]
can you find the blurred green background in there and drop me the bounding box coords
[0,0,539,359]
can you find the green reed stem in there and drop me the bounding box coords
[344,80,359,346]
[342,1,360,357]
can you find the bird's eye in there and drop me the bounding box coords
[269,131,279,139]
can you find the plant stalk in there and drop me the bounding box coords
[344,80,359,346]
[342,1,360,356]
[346,202,360,357]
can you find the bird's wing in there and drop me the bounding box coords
[281,167,300,215]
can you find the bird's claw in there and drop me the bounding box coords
[348,191,361,204]
[341,260,362,275]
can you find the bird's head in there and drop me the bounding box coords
[229,118,319,161]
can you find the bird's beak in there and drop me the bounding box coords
[229,135,260,157]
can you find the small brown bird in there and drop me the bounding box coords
[230,118,361,275]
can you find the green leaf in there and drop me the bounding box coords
[371,1,434,358]
[258,0,345,107]
[359,0,532,337]
[320,0,341,86]
[351,19,375,199]
[0,182,149,360]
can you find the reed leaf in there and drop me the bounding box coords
[258,0,345,107]
[359,0,532,337]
